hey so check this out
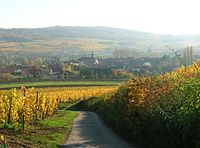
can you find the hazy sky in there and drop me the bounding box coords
[1,0,200,35]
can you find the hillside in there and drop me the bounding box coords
[1,26,200,57]
[0,26,157,41]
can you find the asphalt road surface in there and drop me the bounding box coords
[64,111,132,148]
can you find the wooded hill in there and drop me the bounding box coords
[1,26,200,56]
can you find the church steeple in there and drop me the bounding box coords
[91,52,94,58]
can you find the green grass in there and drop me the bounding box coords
[39,110,78,128]
[0,81,120,89]
[1,109,79,148]
[21,132,64,148]
[28,110,79,148]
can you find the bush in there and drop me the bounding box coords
[78,62,200,148]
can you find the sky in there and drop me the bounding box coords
[1,0,200,35]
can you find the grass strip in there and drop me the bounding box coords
[0,81,120,89]
[0,110,78,148]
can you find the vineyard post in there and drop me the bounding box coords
[22,88,26,130]
[44,98,49,119]
[7,97,12,125]
[35,91,39,120]
[7,90,14,125]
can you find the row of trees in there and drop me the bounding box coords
[62,66,132,79]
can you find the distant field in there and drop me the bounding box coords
[0,81,121,89]
[0,38,112,52]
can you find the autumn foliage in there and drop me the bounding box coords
[0,86,115,129]
[80,61,200,148]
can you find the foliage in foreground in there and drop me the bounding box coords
[0,86,115,129]
[0,110,78,148]
[77,62,200,148]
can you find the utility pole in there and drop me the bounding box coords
[165,45,180,68]
[184,46,193,66]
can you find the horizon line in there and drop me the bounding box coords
[1,25,200,36]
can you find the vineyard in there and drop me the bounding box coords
[0,86,116,130]
[77,62,200,148]
[1,62,200,147]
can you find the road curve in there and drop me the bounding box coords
[63,111,131,148]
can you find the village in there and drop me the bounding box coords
[0,50,183,82]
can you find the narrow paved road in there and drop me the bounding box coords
[63,111,131,148]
